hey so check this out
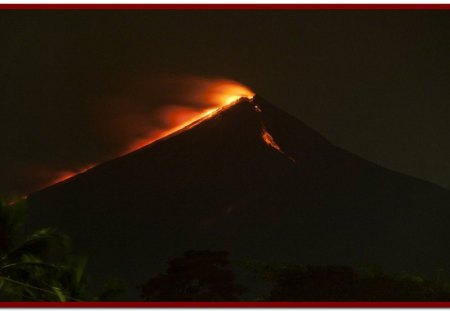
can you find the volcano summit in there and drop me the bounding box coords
[28,96,450,297]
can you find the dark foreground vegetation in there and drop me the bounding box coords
[244,261,450,301]
[2,198,450,302]
[0,198,122,301]
[140,251,450,302]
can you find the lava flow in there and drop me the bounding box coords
[261,125,296,163]
[126,80,254,152]
[40,79,254,190]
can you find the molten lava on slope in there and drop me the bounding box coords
[40,79,254,191]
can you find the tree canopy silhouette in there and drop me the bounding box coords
[140,250,243,301]
[247,262,450,301]
[0,198,92,301]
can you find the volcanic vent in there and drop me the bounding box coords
[28,95,450,298]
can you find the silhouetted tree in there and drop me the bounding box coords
[0,198,86,301]
[268,265,358,301]
[140,250,244,301]
[252,263,450,301]
[0,197,126,301]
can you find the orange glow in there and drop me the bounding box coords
[261,126,296,163]
[127,106,219,151]
[123,80,254,153]
[43,164,96,189]
[262,127,283,154]
[43,79,254,190]
[203,81,254,108]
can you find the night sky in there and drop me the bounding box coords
[1,9,450,195]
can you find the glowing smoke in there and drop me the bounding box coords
[121,77,254,152]
[30,76,254,192]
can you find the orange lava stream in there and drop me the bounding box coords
[42,80,254,189]
[262,127,284,154]
[126,81,254,152]
[39,164,97,190]
[127,106,219,152]
[261,126,296,163]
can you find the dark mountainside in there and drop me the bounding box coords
[28,96,450,298]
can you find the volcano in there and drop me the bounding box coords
[28,96,450,297]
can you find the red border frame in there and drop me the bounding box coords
[1,3,450,307]
[0,4,449,9]
[3,301,450,308]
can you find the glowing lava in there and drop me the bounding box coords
[262,127,284,154]
[125,80,254,152]
[41,164,96,189]
[204,80,255,107]
[42,79,254,190]
[261,126,296,163]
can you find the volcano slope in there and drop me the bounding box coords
[28,96,450,297]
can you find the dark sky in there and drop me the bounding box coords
[1,9,450,195]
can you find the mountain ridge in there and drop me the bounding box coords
[27,95,450,298]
